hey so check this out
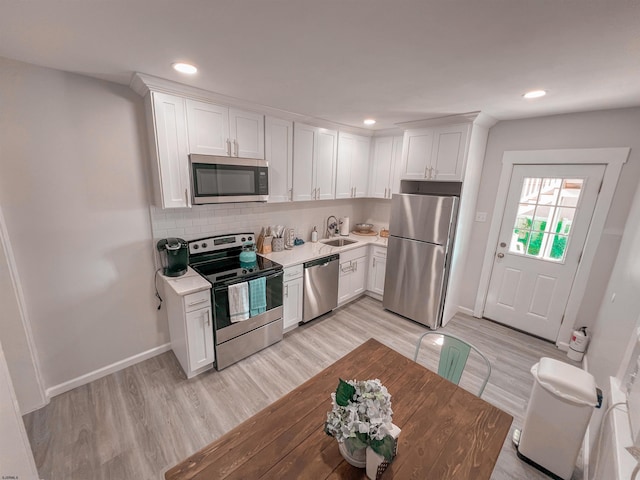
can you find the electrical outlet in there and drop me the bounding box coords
[475,212,487,222]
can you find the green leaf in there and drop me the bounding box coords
[335,379,356,407]
[345,435,367,453]
[369,435,395,462]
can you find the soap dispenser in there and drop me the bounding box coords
[311,226,318,243]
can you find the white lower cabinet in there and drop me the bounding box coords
[283,264,304,331]
[165,287,215,378]
[367,246,387,297]
[338,247,368,305]
[186,306,215,372]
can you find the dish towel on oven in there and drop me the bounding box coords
[249,277,267,317]
[228,282,250,323]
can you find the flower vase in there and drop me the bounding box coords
[338,440,367,468]
[366,423,401,480]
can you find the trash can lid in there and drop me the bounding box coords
[531,357,597,406]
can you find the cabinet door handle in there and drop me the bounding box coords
[185,188,189,205]
[317,187,320,199]
[353,261,357,272]
[285,285,289,297]
[289,188,293,201]
[226,138,232,156]
[188,298,208,307]
[312,188,316,199]
[373,257,376,268]
[205,310,211,327]
[234,139,239,157]
[432,167,437,178]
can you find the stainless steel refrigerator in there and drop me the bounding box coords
[383,193,458,329]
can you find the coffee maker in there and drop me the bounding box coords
[157,238,188,277]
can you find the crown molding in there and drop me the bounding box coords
[395,111,483,129]
[129,72,373,136]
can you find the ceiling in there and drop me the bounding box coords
[1,0,639,130]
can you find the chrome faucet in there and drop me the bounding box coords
[326,215,339,238]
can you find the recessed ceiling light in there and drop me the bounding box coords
[523,90,547,99]
[172,62,198,74]
[363,118,376,125]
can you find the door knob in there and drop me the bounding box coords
[497,253,505,258]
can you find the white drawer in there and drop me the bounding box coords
[371,245,387,258]
[284,264,304,281]
[340,246,368,263]
[183,289,211,312]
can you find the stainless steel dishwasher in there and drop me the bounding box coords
[302,254,339,323]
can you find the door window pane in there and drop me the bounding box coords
[509,176,584,262]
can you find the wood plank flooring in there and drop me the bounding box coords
[23,296,583,480]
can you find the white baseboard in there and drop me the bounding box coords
[45,343,171,399]
[457,306,474,316]
[365,291,383,301]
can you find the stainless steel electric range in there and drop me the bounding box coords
[188,232,283,370]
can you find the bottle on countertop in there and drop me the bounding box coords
[311,226,318,243]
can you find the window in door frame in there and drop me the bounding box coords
[474,148,629,349]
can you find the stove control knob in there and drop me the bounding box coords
[248,236,253,241]
[202,243,208,248]
[242,269,247,274]
[193,244,199,250]
[241,237,246,242]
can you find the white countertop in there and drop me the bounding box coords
[160,267,211,296]
[260,233,388,268]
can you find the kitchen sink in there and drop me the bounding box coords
[322,238,358,247]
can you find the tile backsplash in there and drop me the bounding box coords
[150,198,391,242]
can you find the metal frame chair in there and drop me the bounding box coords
[413,331,492,397]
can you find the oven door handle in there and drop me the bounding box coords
[214,270,283,290]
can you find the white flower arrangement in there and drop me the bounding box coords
[324,378,395,461]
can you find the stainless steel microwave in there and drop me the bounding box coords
[190,154,269,204]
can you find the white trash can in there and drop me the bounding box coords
[516,357,599,480]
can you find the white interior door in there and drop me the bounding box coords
[484,164,604,341]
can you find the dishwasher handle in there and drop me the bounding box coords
[304,254,339,269]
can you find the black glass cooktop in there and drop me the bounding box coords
[191,255,282,286]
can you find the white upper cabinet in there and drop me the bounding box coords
[401,128,434,179]
[229,108,265,159]
[292,123,337,201]
[336,132,371,199]
[292,123,316,202]
[400,124,469,181]
[186,99,264,159]
[265,117,293,203]
[369,135,403,199]
[315,128,338,200]
[431,123,470,181]
[186,100,229,156]
[148,92,191,209]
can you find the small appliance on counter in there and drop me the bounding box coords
[339,217,350,236]
[157,238,188,277]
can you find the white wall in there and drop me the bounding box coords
[0,205,45,413]
[0,340,39,480]
[588,180,640,388]
[459,108,640,334]
[0,57,164,392]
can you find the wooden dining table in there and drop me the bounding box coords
[165,338,513,480]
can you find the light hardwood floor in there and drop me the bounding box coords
[24,296,583,480]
